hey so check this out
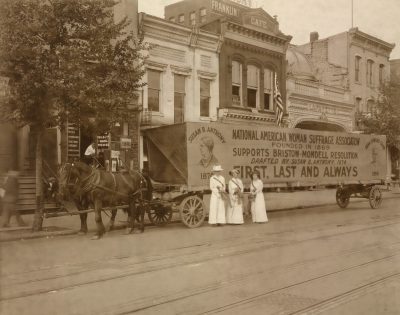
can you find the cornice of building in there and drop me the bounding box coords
[288,92,353,110]
[139,12,222,52]
[348,27,395,53]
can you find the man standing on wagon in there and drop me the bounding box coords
[209,165,226,226]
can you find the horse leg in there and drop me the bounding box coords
[78,212,88,235]
[126,200,136,234]
[139,202,145,233]
[92,199,105,240]
[105,209,117,232]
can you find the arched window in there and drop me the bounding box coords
[366,59,374,86]
[355,56,361,82]
[247,65,259,108]
[264,68,273,110]
[232,60,242,106]
[379,64,385,86]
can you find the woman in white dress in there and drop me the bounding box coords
[249,171,268,223]
[209,165,226,226]
[227,169,244,224]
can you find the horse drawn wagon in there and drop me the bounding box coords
[53,122,389,237]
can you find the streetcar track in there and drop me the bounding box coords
[3,212,400,281]
[108,251,400,314]
[2,220,400,304]
[287,273,400,315]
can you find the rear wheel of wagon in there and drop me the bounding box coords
[179,195,206,228]
[336,187,350,208]
[369,186,383,209]
[147,203,173,226]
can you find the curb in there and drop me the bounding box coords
[1,193,399,242]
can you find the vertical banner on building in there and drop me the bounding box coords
[66,122,80,161]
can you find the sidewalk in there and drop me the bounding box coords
[1,188,399,242]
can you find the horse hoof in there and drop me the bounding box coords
[91,235,102,240]
[105,225,113,232]
[77,230,87,235]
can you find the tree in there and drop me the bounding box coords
[0,0,147,231]
[360,82,400,163]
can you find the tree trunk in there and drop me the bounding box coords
[32,129,44,231]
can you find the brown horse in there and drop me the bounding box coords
[59,161,150,239]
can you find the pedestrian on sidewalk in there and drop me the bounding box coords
[209,165,226,226]
[0,169,26,227]
[226,169,244,224]
[249,171,268,223]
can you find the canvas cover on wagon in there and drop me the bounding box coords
[144,122,387,190]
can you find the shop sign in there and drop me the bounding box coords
[211,0,240,17]
[67,122,80,159]
[230,0,252,7]
[245,16,275,32]
[97,134,109,149]
[111,150,120,159]
[120,137,132,149]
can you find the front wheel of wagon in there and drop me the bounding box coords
[336,187,350,208]
[147,203,173,226]
[179,195,206,228]
[369,186,383,209]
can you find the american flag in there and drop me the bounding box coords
[274,73,284,126]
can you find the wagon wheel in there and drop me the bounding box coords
[147,203,173,226]
[369,186,383,209]
[336,187,350,208]
[179,195,206,228]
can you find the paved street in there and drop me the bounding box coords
[1,197,400,315]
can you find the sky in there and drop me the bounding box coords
[139,0,400,59]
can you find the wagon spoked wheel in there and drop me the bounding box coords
[369,186,382,209]
[336,187,350,208]
[147,204,173,226]
[179,195,206,228]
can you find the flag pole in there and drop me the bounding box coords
[351,0,354,28]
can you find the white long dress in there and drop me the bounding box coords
[250,179,268,223]
[227,178,244,224]
[209,175,226,224]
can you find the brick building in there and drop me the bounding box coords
[296,28,395,131]
[165,0,292,125]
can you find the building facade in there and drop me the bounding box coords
[165,0,292,125]
[286,45,353,132]
[296,28,395,130]
[138,13,222,168]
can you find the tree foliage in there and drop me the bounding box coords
[0,0,147,133]
[360,82,400,154]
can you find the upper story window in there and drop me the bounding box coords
[169,17,175,23]
[379,64,385,86]
[232,61,242,106]
[355,97,362,112]
[174,74,186,123]
[200,79,211,117]
[247,65,259,109]
[367,59,374,86]
[355,56,361,83]
[200,8,207,23]
[190,12,196,26]
[178,14,185,24]
[264,69,273,111]
[147,69,161,112]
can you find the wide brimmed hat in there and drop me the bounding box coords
[229,169,239,176]
[212,165,223,172]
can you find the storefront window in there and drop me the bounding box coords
[147,69,161,112]
[247,65,259,108]
[200,79,211,117]
[232,61,242,106]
